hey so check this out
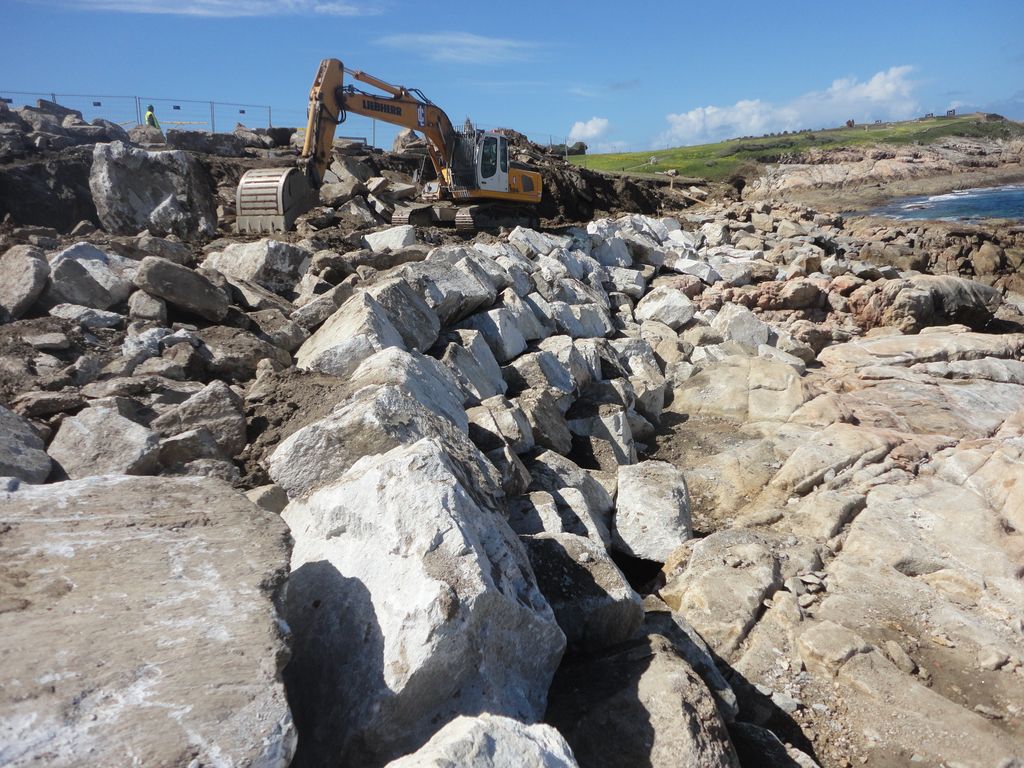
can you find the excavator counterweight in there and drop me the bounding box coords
[235,58,542,233]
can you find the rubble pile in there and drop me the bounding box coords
[2,107,1024,767]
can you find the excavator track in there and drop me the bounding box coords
[454,204,540,232]
[391,203,458,227]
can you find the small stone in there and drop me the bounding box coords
[978,647,1010,671]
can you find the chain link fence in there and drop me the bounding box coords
[1,90,572,154]
[0,90,273,133]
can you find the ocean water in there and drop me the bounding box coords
[867,184,1024,222]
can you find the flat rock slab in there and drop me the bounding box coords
[0,475,295,767]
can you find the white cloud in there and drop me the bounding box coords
[21,0,377,15]
[658,66,920,146]
[569,116,609,142]
[375,33,538,64]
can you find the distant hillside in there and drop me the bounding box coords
[568,114,1024,182]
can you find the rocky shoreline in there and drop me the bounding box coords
[1,100,1023,767]
[744,136,1024,212]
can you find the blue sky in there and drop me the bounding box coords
[3,0,1022,152]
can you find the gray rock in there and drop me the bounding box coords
[383,714,578,768]
[151,380,247,457]
[157,427,223,467]
[363,276,441,352]
[48,303,125,329]
[38,255,113,311]
[165,129,246,157]
[202,239,312,294]
[525,450,614,547]
[246,483,290,513]
[196,325,291,380]
[290,281,355,331]
[320,178,367,206]
[440,340,507,405]
[90,141,217,239]
[517,388,573,455]
[282,438,564,767]
[0,405,51,483]
[0,245,49,319]
[47,407,160,479]
[127,289,167,323]
[0,475,294,767]
[248,308,309,353]
[614,460,692,561]
[524,532,643,653]
[134,256,229,321]
[136,232,192,264]
[467,395,535,454]
[592,235,633,267]
[457,308,528,364]
[223,273,299,314]
[546,634,740,768]
[503,351,576,407]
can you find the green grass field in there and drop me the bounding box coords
[567,115,1024,182]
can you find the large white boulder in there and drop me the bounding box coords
[201,239,311,294]
[457,307,528,363]
[295,292,405,377]
[364,224,417,253]
[402,260,496,325]
[283,438,565,767]
[268,384,498,499]
[711,302,770,350]
[349,347,469,433]
[634,286,695,330]
[39,243,137,310]
[614,460,693,561]
[383,714,578,768]
[89,141,217,239]
[363,277,441,352]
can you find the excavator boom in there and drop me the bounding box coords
[236,58,542,234]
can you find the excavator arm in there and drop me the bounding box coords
[300,59,461,189]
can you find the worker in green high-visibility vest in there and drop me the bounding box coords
[144,104,161,130]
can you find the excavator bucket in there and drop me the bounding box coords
[235,167,316,234]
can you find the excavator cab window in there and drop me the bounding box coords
[499,136,508,173]
[480,135,498,179]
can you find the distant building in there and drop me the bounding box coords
[874,119,882,124]
[946,108,956,117]
[924,112,935,118]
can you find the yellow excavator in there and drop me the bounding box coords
[236,58,543,233]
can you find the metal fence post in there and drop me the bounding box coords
[209,101,215,133]
[135,96,141,125]
[268,106,272,128]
